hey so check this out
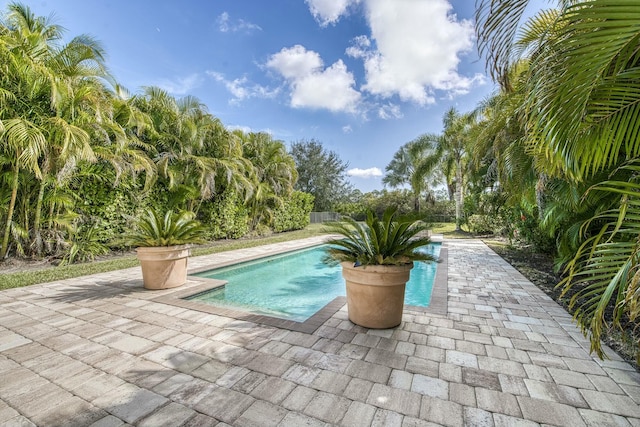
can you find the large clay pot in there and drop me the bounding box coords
[341,261,413,328]
[136,245,190,290]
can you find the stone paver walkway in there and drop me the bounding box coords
[1,238,639,426]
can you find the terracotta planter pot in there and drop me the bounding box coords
[136,245,190,290]
[341,261,413,329]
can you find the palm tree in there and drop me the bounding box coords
[93,85,157,191]
[433,108,474,230]
[135,88,254,212]
[240,132,297,231]
[0,3,110,257]
[469,61,549,218]
[476,0,640,355]
[383,138,439,213]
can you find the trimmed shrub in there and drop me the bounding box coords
[199,190,248,239]
[273,191,314,232]
[74,174,148,246]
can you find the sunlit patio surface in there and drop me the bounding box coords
[1,237,639,426]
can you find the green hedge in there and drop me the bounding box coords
[199,190,248,239]
[273,191,314,232]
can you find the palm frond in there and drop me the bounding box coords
[559,161,640,357]
[123,208,205,247]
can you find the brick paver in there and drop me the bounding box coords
[1,237,639,426]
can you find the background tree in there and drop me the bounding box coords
[383,138,440,213]
[289,139,352,211]
[438,108,473,230]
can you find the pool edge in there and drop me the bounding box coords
[151,239,449,333]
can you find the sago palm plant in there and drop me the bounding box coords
[126,209,205,247]
[324,207,437,266]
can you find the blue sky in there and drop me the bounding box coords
[7,0,504,192]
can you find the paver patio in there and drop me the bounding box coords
[1,237,639,426]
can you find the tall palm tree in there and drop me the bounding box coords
[432,108,474,230]
[383,137,440,213]
[476,0,640,355]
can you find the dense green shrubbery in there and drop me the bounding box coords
[467,214,495,234]
[334,201,368,221]
[199,190,249,240]
[514,211,556,253]
[422,200,455,223]
[0,4,306,262]
[464,190,556,252]
[273,191,314,232]
[336,189,415,220]
[74,172,149,246]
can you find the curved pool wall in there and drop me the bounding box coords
[187,244,441,322]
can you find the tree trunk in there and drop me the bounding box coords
[1,164,20,259]
[454,160,463,231]
[32,178,47,256]
[535,173,547,221]
[48,188,56,228]
[447,183,455,202]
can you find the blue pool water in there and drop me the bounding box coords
[189,244,440,322]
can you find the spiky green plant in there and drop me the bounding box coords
[324,207,437,266]
[125,209,206,247]
[61,223,109,265]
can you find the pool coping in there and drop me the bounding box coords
[151,239,449,334]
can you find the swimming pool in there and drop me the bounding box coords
[188,243,440,322]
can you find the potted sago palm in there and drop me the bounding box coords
[127,209,205,290]
[325,207,436,328]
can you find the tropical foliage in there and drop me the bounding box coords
[473,0,640,356]
[383,138,440,213]
[0,3,310,262]
[384,108,473,230]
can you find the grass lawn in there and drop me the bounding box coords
[0,224,328,290]
[431,222,471,238]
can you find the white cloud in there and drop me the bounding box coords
[305,0,360,26]
[342,125,353,133]
[226,125,277,136]
[348,167,383,178]
[266,45,361,113]
[265,45,323,80]
[207,71,279,104]
[378,103,403,120]
[347,0,481,104]
[217,12,262,33]
[226,124,253,133]
[439,73,487,99]
[156,73,203,95]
